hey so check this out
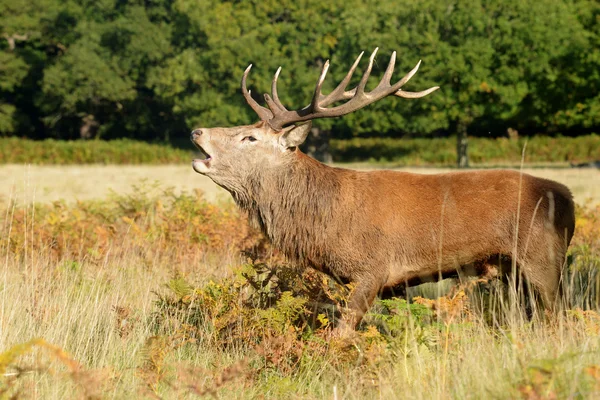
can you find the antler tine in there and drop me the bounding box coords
[264,93,280,113]
[241,64,274,121]
[320,51,364,107]
[270,67,287,112]
[388,59,440,98]
[395,85,440,98]
[310,60,330,113]
[391,60,422,92]
[381,51,397,86]
[356,47,379,96]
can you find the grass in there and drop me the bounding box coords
[2,164,600,206]
[0,181,599,399]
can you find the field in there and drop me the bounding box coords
[1,164,599,399]
[2,164,600,206]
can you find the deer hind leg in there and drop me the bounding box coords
[517,208,571,314]
[517,245,564,314]
[470,252,561,320]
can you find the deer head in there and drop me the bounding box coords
[191,48,439,191]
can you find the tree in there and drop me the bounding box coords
[41,1,175,140]
[0,0,55,135]
[537,0,600,131]
[336,0,591,166]
[0,0,598,154]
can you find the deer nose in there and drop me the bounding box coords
[190,129,203,140]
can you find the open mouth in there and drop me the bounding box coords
[195,146,212,164]
[192,143,212,173]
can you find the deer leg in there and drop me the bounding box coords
[518,238,564,315]
[336,277,380,333]
[526,266,561,313]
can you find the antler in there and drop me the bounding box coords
[241,48,439,131]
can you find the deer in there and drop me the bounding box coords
[191,48,575,331]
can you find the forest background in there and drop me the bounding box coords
[2,0,599,166]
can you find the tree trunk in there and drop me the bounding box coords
[456,123,469,168]
[302,126,333,163]
[80,114,99,139]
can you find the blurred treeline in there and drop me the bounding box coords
[1,0,599,142]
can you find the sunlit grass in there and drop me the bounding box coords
[2,164,599,207]
[0,184,599,399]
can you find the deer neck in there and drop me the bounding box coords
[235,151,341,263]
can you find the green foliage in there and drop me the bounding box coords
[1,0,599,140]
[152,262,347,344]
[150,260,454,381]
[332,134,600,165]
[0,137,191,164]
[367,298,435,334]
[2,134,599,165]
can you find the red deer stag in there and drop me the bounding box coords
[191,48,575,331]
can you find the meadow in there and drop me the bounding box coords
[2,164,600,206]
[0,165,599,399]
[1,135,599,166]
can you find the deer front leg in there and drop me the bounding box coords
[335,277,380,334]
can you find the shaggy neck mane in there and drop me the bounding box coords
[233,151,342,265]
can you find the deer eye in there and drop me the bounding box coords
[242,136,257,142]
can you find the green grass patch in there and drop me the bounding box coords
[1,134,600,166]
[330,134,600,165]
[0,137,191,164]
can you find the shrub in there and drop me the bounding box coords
[150,260,450,378]
[0,181,260,266]
[0,138,191,164]
[330,134,600,165]
[567,203,600,309]
[2,134,600,166]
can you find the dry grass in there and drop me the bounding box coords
[1,164,599,206]
[0,166,599,399]
[0,164,229,205]
[1,247,598,399]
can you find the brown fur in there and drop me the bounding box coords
[191,124,575,330]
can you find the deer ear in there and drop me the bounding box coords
[279,122,312,149]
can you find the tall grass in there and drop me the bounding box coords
[0,185,599,398]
